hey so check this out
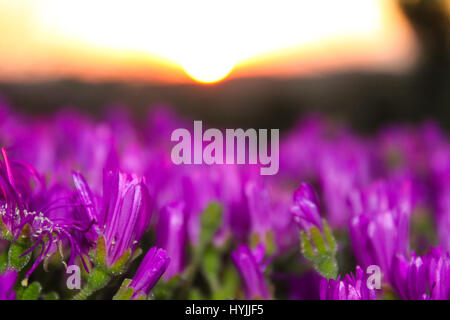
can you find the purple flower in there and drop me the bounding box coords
[0,148,42,221]
[269,188,298,254]
[129,247,170,299]
[245,180,272,242]
[0,270,17,300]
[348,177,413,217]
[348,178,412,278]
[430,146,450,252]
[0,149,90,279]
[290,183,323,233]
[156,201,187,280]
[392,247,450,300]
[73,169,152,266]
[320,266,377,300]
[376,122,444,176]
[217,166,253,243]
[181,167,218,244]
[100,170,152,265]
[145,106,187,147]
[278,115,325,179]
[318,136,372,227]
[231,244,270,299]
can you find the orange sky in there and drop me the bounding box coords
[0,0,417,84]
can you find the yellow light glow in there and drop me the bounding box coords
[182,60,234,84]
[28,0,399,83]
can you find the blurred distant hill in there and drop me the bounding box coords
[0,70,448,133]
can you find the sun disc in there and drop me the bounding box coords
[181,60,235,84]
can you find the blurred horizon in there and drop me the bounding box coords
[0,0,416,84]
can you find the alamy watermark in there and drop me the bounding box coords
[170,121,279,175]
[66,265,81,290]
[366,264,381,290]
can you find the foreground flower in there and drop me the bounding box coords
[320,266,377,300]
[392,247,450,300]
[129,247,170,298]
[114,247,170,300]
[0,270,17,300]
[73,170,152,267]
[291,183,337,279]
[231,244,270,299]
[0,149,89,280]
[72,169,152,299]
[290,183,323,232]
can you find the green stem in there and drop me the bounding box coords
[183,244,204,292]
[204,272,220,294]
[72,267,111,300]
[73,286,94,300]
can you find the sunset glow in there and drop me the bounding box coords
[0,0,416,84]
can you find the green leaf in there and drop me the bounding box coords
[8,242,32,271]
[92,236,107,267]
[213,265,239,300]
[300,223,339,280]
[73,267,111,300]
[118,287,135,300]
[300,231,315,260]
[43,292,59,300]
[200,202,223,244]
[87,267,110,289]
[316,254,338,279]
[264,231,276,255]
[20,282,41,300]
[201,247,221,293]
[323,220,337,253]
[188,288,204,300]
[109,249,131,275]
[15,286,25,300]
[113,279,135,300]
[0,248,7,272]
[310,227,326,253]
[152,276,179,300]
[202,247,220,276]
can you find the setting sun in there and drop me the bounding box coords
[0,0,415,84]
[182,60,234,84]
[35,0,396,83]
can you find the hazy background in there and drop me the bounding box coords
[0,0,448,133]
